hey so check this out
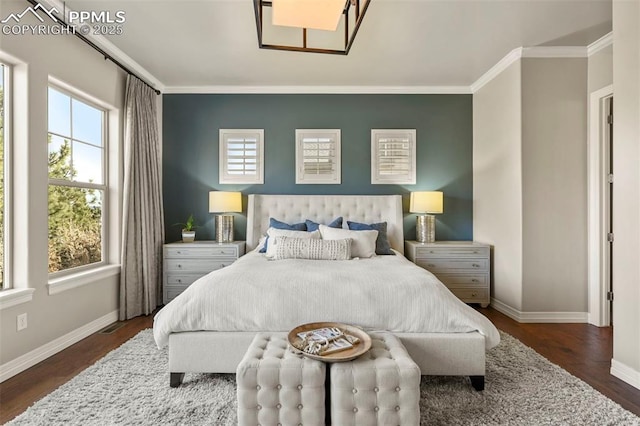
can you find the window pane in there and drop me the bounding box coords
[0,64,5,287]
[72,99,102,146]
[48,186,102,273]
[48,134,72,179]
[72,141,103,184]
[48,88,71,137]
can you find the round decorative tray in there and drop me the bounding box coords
[287,322,372,362]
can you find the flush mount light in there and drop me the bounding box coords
[253,0,372,55]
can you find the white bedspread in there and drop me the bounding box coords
[153,251,500,349]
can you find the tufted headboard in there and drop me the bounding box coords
[246,194,404,254]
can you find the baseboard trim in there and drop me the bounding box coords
[611,359,640,390]
[490,298,588,323]
[0,310,119,383]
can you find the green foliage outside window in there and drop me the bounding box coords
[48,137,102,273]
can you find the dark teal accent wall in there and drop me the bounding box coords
[163,94,472,243]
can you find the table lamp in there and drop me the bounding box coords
[209,191,242,243]
[410,191,443,243]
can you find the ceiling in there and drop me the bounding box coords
[64,0,612,91]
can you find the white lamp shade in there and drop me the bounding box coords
[410,191,444,214]
[209,191,242,213]
[272,0,345,31]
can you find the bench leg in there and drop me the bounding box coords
[470,375,485,391]
[170,372,185,388]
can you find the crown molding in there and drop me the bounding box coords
[471,45,591,93]
[162,85,472,95]
[587,32,613,56]
[470,47,522,93]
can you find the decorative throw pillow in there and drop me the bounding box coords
[305,217,343,232]
[265,229,321,259]
[271,236,352,261]
[259,218,307,253]
[347,221,394,255]
[319,224,378,258]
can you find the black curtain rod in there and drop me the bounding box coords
[25,0,161,95]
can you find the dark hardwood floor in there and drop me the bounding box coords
[1,307,639,424]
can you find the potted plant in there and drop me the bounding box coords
[174,214,197,243]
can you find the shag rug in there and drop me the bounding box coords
[6,330,640,426]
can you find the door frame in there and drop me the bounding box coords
[587,84,613,327]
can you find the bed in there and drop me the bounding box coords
[153,194,500,390]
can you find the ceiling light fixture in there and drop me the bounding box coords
[253,0,372,55]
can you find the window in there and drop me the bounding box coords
[219,129,264,184]
[0,64,8,288]
[47,86,106,274]
[371,129,416,185]
[295,129,341,184]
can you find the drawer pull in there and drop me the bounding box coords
[429,250,435,254]
[471,293,478,297]
[176,251,182,254]
[177,279,182,283]
[427,264,435,268]
[177,264,183,268]
[472,264,480,268]
[471,279,479,283]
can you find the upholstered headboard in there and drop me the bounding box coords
[246,194,404,254]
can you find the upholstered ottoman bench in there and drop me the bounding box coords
[329,331,421,426]
[236,332,326,426]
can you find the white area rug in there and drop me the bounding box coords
[7,330,640,425]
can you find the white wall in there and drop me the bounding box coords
[474,57,590,320]
[611,0,640,390]
[588,45,613,93]
[521,58,588,312]
[0,0,125,371]
[473,62,523,311]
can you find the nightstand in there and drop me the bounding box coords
[163,241,245,304]
[404,241,491,308]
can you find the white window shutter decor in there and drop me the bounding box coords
[371,129,416,184]
[295,129,341,184]
[219,129,264,184]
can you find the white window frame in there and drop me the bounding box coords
[219,129,264,184]
[0,62,12,290]
[295,129,341,184]
[47,84,109,278]
[371,129,417,185]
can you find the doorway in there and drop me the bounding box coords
[588,85,613,327]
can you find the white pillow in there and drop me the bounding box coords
[319,224,378,258]
[271,237,352,260]
[265,228,320,259]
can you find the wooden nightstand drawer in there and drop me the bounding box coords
[165,259,232,272]
[163,241,245,304]
[437,274,488,287]
[165,246,239,258]
[449,288,488,303]
[415,246,490,258]
[405,240,491,307]
[166,274,203,286]
[165,285,187,303]
[415,258,489,272]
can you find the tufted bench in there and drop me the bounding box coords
[236,332,326,426]
[329,331,421,426]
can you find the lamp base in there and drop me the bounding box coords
[215,214,234,243]
[416,215,436,243]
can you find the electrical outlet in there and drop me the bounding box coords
[17,313,27,331]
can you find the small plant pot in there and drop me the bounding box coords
[181,230,195,243]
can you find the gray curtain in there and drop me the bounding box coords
[119,75,164,320]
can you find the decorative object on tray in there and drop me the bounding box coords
[287,322,372,362]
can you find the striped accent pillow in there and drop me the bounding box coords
[271,236,352,261]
